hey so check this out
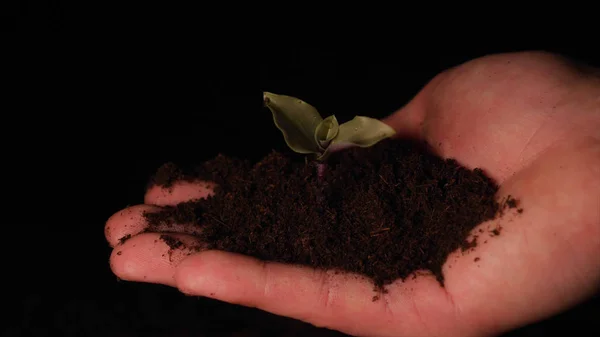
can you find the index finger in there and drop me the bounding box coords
[144,180,217,206]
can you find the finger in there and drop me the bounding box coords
[174,250,457,337]
[105,204,161,247]
[106,180,215,247]
[145,180,217,206]
[110,232,203,287]
[105,204,202,247]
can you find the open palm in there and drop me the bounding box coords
[105,51,600,337]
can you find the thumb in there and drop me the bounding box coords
[381,74,439,140]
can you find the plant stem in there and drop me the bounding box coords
[317,162,326,181]
[314,161,327,213]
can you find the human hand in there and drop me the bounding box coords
[105,51,600,337]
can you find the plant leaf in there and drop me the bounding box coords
[318,116,396,160]
[314,115,339,150]
[263,92,323,154]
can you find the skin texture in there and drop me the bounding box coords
[105,51,600,337]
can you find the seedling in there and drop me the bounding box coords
[263,92,396,163]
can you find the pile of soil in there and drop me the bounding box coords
[143,139,520,290]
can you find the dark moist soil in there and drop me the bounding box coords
[144,139,520,289]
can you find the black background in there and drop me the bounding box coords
[3,4,600,336]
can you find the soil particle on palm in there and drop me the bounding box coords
[160,234,184,250]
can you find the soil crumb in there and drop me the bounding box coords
[160,234,184,250]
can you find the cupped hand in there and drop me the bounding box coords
[105,51,600,337]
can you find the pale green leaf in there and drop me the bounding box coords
[263,92,323,154]
[314,115,339,150]
[318,116,396,160]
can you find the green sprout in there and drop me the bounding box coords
[263,92,396,161]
